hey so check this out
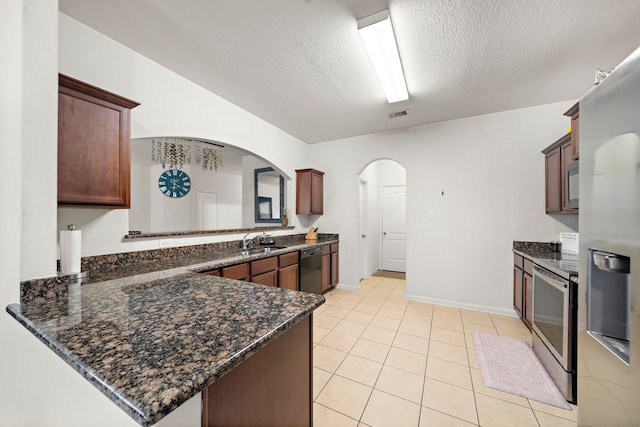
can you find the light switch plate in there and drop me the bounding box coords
[427,210,435,220]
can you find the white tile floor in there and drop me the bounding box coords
[312,275,577,427]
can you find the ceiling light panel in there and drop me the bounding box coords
[358,9,409,104]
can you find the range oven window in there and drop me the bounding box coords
[532,264,573,369]
[533,274,566,357]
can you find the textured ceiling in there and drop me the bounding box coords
[59,0,640,144]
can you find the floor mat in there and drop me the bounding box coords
[472,332,571,410]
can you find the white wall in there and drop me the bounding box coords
[57,12,309,257]
[1,3,143,427]
[312,102,578,314]
[1,7,305,427]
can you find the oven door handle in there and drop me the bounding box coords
[533,265,568,290]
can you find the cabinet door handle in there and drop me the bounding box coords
[361,234,366,238]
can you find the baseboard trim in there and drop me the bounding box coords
[335,282,359,292]
[404,293,518,317]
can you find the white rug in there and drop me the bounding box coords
[472,332,571,410]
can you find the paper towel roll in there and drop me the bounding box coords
[60,226,81,274]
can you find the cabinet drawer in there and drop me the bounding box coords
[222,263,250,280]
[523,258,534,276]
[202,268,221,277]
[322,245,330,255]
[279,251,298,268]
[330,243,339,253]
[513,253,524,269]
[251,256,278,276]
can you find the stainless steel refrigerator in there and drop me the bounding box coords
[578,46,640,426]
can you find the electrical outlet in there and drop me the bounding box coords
[159,239,172,248]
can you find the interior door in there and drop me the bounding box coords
[197,191,218,230]
[358,180,368,280]
[382,185,406,272]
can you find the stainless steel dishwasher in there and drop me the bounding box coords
[299,247,322,294]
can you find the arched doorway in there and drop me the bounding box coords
[358,159,407,280]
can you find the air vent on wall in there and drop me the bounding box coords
[387,109,409,118]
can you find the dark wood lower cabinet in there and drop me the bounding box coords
[279,264,299,290]
[222,263,250,281]
[202,315,312,427]
[278,252,299,291]
[251,257,279,287]
[330,246,339,287]
[251,270,277,287]
[321,253,331,292]
[513,252,533,330]
[513,265,524,317]
[321,243,339,292]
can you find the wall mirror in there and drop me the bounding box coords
[255,167,284,223]
[129,137,288,233]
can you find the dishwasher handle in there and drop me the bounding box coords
[301,247,322,258]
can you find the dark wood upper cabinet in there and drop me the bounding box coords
[295,169,324,215]
[564,102,579,160]
[58,74,140,208]
[542,132,576,214]
[543,140,562,213]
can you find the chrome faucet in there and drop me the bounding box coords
[242,232,253,250]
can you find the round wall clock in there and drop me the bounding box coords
[158,169,191,198]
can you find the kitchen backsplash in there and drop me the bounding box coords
[56,232,339,277]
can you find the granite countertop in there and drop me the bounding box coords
[513,241,579,279]
[6,241,328,426]
[512,241,558,259]
[72,238,338,285]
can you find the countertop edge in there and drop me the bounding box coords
[6,303,148,425]
[9,239,331,426]
[8,292,324,426]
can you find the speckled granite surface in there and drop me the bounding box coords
[513,241,558,259]
[8,239,330,426]
[513,240,579,280]
[69,232,337,273]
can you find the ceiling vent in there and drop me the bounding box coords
[387,109,409,119]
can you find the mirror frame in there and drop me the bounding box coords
[254,167,284,223]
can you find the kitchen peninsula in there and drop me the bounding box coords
[6,239,330,426]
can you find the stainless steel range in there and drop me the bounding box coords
[531,255,578,404]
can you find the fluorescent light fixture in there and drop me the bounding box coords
[358,9,408,103]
